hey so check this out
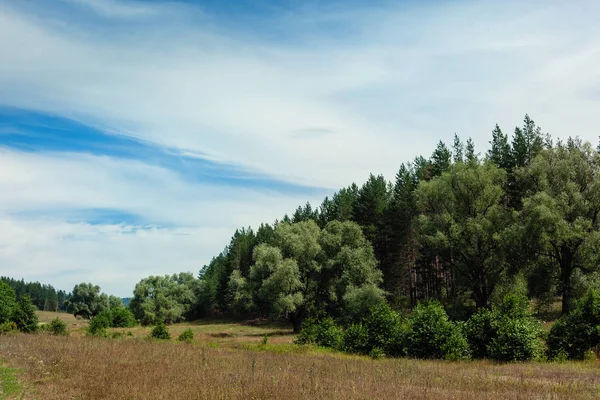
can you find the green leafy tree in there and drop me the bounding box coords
[108,295,124,310]
[251,220,384,332]
[64,283,108,319]
[417,161,514,308]
[225,269,254,315]
[130,273,198,325]
[12,295,38,333]
[520,142,600,313]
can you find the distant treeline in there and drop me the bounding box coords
[0,276,68,312]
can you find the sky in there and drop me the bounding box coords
[1,0,600,297]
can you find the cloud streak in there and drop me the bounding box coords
[0,0,599,295]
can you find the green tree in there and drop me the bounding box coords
[487,124,512,170]
[130,273,198,325]
[520,142,600,313]
[12,295,38,333]
[417,161,514,308]
[453,133,464,163]
[64,283,108,319]
[250,220,384,331]
[0,281,16,325]
[430,141,452,177]
[108,295,124,310]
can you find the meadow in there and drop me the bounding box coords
[0,312,600,399]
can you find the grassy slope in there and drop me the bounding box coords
[0,312,598,399]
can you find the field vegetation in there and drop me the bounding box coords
[2,314,600,399]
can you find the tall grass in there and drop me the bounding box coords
[1,333,600,399]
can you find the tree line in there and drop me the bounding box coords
[0,276,68,312]
[189,115,600,323]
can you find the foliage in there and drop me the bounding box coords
[64,283,108,319]
[0,281,16,325]
[178,328,194,343]
[295,316,343,349]
[12,295,39,333]
[88,310,112,337]
[150,320,171,340]
[465,293,543,361]
[547,290,600,360]
[45,317,68,336]
[0,321,17,334]
[417,161,513,309]
[1,276,68,312]
[342,323,370,354]
[405,301,470,360]
[110,307,137,328]
[130,273,198,325]
[250,220,384,331]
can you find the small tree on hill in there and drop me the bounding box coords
[13,295,39,333]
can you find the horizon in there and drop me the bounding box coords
[1,0,600,297]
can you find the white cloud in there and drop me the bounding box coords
[1,0,600,294]
[0,149,325,295]
[1,0,597,188]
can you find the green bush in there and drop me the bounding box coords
[406,301,470,360]
[342,322,370,354]
[465,292,543,361]
[46,317,68,336]
[363,303,408,357]
[488,317,543,361]
[0,321,17,334]
[547,290,600,360]
[12,295,39,333]
[178,328,194,343]
[111,307,136,328]
[295,316,343,349]
[150,320,171,340]
[464,308,495,359]
[87,310,112,337]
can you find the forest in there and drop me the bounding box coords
[5,115,600,363]
[190,115,600,322]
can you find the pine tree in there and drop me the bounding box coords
[453,134,464,163]
[488,124,512,170]
[13,295,38,333]
[430,141,452,177]
[465,137,478,164]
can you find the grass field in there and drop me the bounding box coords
[0,312,598,399]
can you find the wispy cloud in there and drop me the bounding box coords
[0,0,599,295]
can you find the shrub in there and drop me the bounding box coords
[295,316,343,350]
[406,301,469,360]
[178,328,194,343]
[0,321,17,334]
[442,323,472,361]
[363,303,408,357]
[465,292,543,361]
[369,347,385,359]
[12,295,39,333]
[111,307,136,328]
[547,290,600,360]
[488,316,543,361]
[342,322,370,354]
[46,317,68,336]
[88,310,112,337]
[464,308,495,359]
[150,320,171,340]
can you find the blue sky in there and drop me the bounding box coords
[1,0,600,296]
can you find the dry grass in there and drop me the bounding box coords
[2,325,600,399]
[36,311,88,334]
